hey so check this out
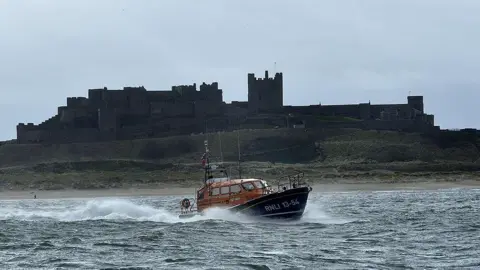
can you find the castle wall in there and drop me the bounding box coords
[230,101,248,109]
[194,100,223,118]
[198,88,223,103]
[98,107,117,134]
[102,90,129,108]
[88,88,105,108]
[359,103,371,120]
[287,115,437,133]
[172,84,197,98]
[283,105,322,115]
[150,101,194,118]
[118,115,150,127]
[66,97,90,108]
[224,103,249,118]
[286,104,363,118]
[146,91,177,102]
[38,114,62,129]
[426,114,435,126]
[317,104,362,118]
[370,104,412,120]
[125,88,150,115]
[285,103,415,121]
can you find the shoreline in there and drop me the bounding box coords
[1,178,478,200]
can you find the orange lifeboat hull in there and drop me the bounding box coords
[179,185,312,220]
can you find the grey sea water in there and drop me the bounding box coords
[0,188,479,270]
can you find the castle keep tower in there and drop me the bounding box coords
[407,96,424,113]
[247,70,283,113]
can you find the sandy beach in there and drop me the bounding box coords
[0,187,196,201]
[1,178,478,201]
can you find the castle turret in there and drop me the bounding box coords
[408,96,424,113]
[247,70,283,113]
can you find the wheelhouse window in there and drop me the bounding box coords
[220,186,230,194]
[211,188,220,196]
[253,181,264,189]
[261,180,269,188]
[242,182,255,191]
[197,189,205,200]
[230,184,241,194]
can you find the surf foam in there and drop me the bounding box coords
[0,197,353,224]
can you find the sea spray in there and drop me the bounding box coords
[301,201,355,225]
[0,196,350,225]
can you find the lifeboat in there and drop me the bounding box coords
[178,140,312,220]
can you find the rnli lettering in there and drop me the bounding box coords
[264,198,300,212]
[264,204,281,212]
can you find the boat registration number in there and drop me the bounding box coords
[264,198,300,212]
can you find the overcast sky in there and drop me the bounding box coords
[1,0,479,140]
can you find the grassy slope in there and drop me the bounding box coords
[0,128,479,190]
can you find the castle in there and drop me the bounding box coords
[16,70,438,144]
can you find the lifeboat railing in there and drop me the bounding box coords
[276,171,308,191]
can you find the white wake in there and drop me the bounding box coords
[0,197,352,224]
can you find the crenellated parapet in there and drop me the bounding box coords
[248,70,283,81]
[172,84,197,95]
[66,97,90,107]
[199,82,219,91]
[17,123,41,131]
[123,86,146,91]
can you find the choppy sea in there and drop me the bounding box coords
[0,188,479,269]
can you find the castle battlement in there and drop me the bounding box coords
[171,84,198,97]
[17,122,42,131]
[172,83,196,91]
[123,86,146,91]
[200,82,219,91]
[66,97,90,107]
[248,70,283,81]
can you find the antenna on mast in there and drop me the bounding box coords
[219,132,223,163]
[203,139,210,183]
[237,130,242,179]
